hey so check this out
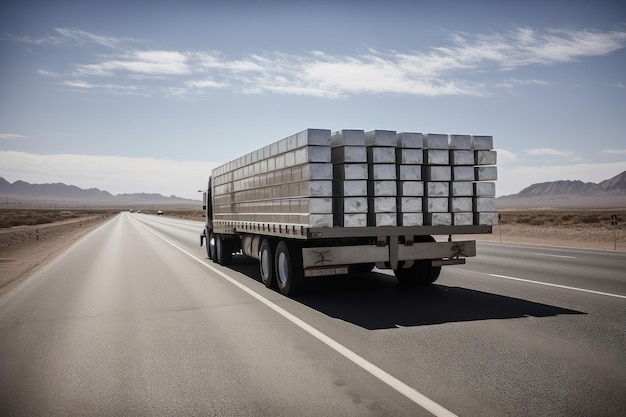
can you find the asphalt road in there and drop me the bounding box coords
[1,212,624,416]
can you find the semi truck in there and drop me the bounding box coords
[201,128,497,296]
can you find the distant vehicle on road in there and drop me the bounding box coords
[157,210,164,216]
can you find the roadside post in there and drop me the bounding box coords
[611,214,618,251]
[499,213,502,243]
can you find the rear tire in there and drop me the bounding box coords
[259,239,275,288]
[275,241,304,296]
[216,234,232,266]
[393,235,442,286]
[208,231,217,262]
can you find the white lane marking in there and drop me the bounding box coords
[141,225,457,417]
[488,274,626,299]
[531,253,576,259]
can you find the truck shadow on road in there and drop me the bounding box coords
[228,258,585,330]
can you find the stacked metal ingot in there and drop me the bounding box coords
[211,128,334,227]
[472,136,498,225]
[396,133,425,226]
[331,130,368,227]
[365,130,398,226]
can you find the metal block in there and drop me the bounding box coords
[399,197,422,213]
[451,182,474,197]
[372,197,397,212]
[475,212,499,225]
[453,212,474,225]
[339,213,368,228]
[334,163,368,180]
[396,132,424,149]
[372,212,397,227]
[399,181,424,197]
[426,182,450,197]
[425,213,452,226]
[305,180,333,197]
[401,213,423,226]
[335,180,368,196]
[475,150,497,165]
[398,165,422,181]
[341,197,369,213]
[423,166,451,181]
[450,134,472,149]
[475,166,498,181]
[425,149,449,165]
[425,198,449,213]
[472,135,493,150]
[365,130,397,147]
[367,147,396,163]
[474,197,496,212]
[450,197,473,212]
[452,166,475,181]
[474,182,496,197]
[396,148,423,164]
[306,163,333,180]
[332,146,367,163]
[369,180,397,196]
[424,134,449,149]
[309,214,334,228]
[294,146,332,164]
[450,150,475,166]
[330,129,365,147]
[308,197,333,214]
[295,128,332,147]
[369,164,397,180]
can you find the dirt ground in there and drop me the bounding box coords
[0,214,116,296]
[0,212,624,297]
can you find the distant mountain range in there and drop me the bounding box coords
[0,177,200,209]
[497,171,626,209]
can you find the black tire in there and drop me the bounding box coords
[259,239,276,288]
[205,230,213,260]
[393,235,442,286]
[208,231,217,263]
[216,234,232,266]
[275,241,304,296]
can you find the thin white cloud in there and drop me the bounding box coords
[18,25,626,98]
[495,148,518,164]
[0,133,27,140]
[601,149,626,154]
[526,148,577,158]
[0,151,215,200]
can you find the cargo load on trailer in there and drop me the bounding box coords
[201,128,496,295]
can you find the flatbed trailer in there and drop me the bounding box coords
[201,128,496,295]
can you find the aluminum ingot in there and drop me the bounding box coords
[451,182,473,196]
[332,146,367,163]
[424,134,449,149]
[399,197,422,213]
[401,213,423,226]
[372,197,396,212]
[367,147,396,163]
[452,166,475,181]
[475,150,497,165]
[450,134,472,149]
[365,130,397,147]
[307,163,333,180]
[331,129,365,146]
[293,146,331,164]
[305,180,333,197]
[399,181,424,196]
[426,198,449,213]
[426,213,452,226]
[425,149,449,165]
[334,163,368,180]
[335,180,367,196]
[475,212,499,225]
[450,197,473,212]
[369,180,397,196]
[396,132,424,149]
[426,182,449,197]
[474,182,496,197]
[472,135,493,150]
[339,213,368,228]
[341,197,369,213]
[474,197,496,212]
[450,150,475,166]
[309,214,333,228]
[396,148,423,164]
[369,164,397,180]
[453,212,474,225]
[398,165,422,181]
[372,212,397,227]
[423,166,451,181]
[308,197,333,214]
[475,166,498,181]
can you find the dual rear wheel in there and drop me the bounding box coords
[259,239,303,296]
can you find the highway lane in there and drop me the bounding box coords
[1,212,625,416]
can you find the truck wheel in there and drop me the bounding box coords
[275,241,304,296]
[216,234,232,266]
[259,239,275,288]
[394,260,441,286]
[208,231,217,262]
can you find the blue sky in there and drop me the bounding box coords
[1,0,625,199]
